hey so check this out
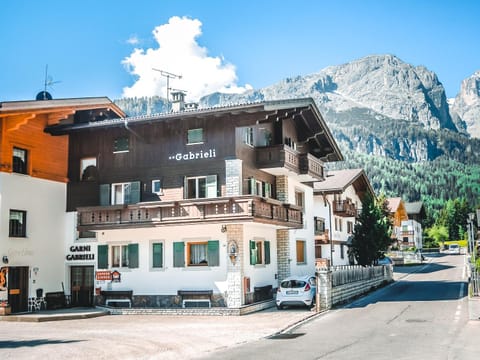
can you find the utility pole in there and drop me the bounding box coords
[152,68,182,112]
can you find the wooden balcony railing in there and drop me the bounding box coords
[299,153,324,181]
[333,200,357,217]
[255,144,324,181]
[77,196,303,231]
[315,229,330,244]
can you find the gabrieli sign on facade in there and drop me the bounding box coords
[66,245,95,261]
[168,148,216,161]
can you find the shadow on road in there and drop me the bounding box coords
[394,261,454,274]
[0,339,83,348]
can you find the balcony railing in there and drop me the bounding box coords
[315,229,330,244]
[255,145,324,181]
[299,153,324,181]
[77,196,303,231]
[333,200,357,217]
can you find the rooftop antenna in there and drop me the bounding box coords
[152,68,182,111]
[36,64,61,100]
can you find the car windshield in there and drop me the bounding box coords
[449,244,459,249]
[281,280,307,289]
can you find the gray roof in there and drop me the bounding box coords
[313,168,375,199]
[405,201,425,215]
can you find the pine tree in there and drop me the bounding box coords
[349,194,393,266]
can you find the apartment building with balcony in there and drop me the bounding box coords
[46,97,343,309]
[0,97,124,313]
[312,169,375,266]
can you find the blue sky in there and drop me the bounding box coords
[1,0,478,102]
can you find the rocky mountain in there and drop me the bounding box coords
[450,71,480,138]
[197,55,479,164]
[114,55,480,164]
[114,54,480,210]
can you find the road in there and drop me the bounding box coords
[204,254,480,360]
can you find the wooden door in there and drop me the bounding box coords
[8,267,29,313]
[70,266,94,307]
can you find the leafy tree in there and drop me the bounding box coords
[437,198,470,240]
[426,224,449,248]
[349,194,393,265]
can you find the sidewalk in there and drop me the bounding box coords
[0,307,109,322]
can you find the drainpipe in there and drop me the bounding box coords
[123,118,145,141]
[322,194,333,268]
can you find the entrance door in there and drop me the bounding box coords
[70,266,94,307]
[8,267,29,313]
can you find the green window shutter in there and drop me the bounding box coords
[250,240,257,265]
[206,175,217,198]
[173,242,185,267]
[152,243,163,268]
[183,176,188,199]
[98,245,108,269]
[248,178,256,195]
[99,184,110,206]
[129,181,141,204]
[264,183,271,198]
[128,243,139,268]
[207,240,220,267]
[264,241,271,265]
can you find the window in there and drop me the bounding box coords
[335,217,343,232]
[314,217,326,234]
[284,137,296,150]
[9,210,27,237]
[12,147,28,174]
[80,157,97,181]
[244,127,254,146]
[187,128,204,144]
[295,190,304,208]
[173,240,220,267]
[347,221,354,234]
[249,239,270,266]
[340,244,345,259]
[101,181,141,205]
[108,244,138,268]
[185,175,217,199]
[247,178,271,197]
[79,231,96,239]
[296,240,306,264]
[113,137,129,153]
[152,242,163,269]
[152,180,162,195]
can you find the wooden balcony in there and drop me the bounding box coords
[76,196,303,231]
[333,200,357,217]
[315,229,330,244]
[255,144,324,182]
[299,153,324,181]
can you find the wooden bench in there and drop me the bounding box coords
[101,290,133,308]
[177,290,213,308]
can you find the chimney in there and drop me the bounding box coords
[171,91,186,112]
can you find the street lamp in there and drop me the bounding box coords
[467,213,476,263]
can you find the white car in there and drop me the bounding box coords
[276,275,316,310]
[448,244,460,255]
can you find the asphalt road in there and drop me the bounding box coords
[204,254,480,360]
[1,254,478,359]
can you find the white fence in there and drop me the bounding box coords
[316,265,393,310]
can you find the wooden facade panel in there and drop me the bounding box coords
[1,114,68,182]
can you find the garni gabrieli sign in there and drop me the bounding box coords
[168,148,216,161]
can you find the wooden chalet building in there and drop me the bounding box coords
[46,96,343,309]
[0,97,124,313]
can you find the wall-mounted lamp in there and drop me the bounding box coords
[2,256,8,264]
[228,241,238,265]
[221,225,227,233]
[33,267,39,276]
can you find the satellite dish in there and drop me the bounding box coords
[36,91,53,100]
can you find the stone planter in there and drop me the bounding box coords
[0,306,11,316]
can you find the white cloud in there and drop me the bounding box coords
[126,35,140,45]
[121,16,252,101]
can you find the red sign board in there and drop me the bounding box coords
[96,271,112,281]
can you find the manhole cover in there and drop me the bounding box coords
[268,333,305,340]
